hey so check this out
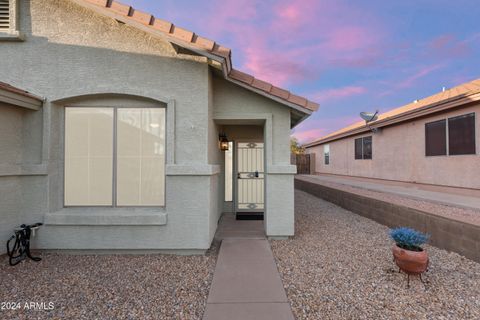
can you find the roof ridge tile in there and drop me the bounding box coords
[251,78,273,92]
[270,86,290,100]
[109,1,131,16]
[171,25,195,43]
[152,17,173,33]
[288,94,308,107]
[130,8,153,25]
[77,0,319,112]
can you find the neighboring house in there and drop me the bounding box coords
[305,79,480,190]
[0,0,318,253]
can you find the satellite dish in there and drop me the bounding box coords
[360,111,379,123]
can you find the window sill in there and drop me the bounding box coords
[44,208,167,226]
[0,30,25,41]
[0,164,48,176]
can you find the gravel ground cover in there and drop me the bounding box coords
[0,244,218,320]
[270,190,480,320]
[299,175,480,226]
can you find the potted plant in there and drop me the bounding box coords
[390,227,429,277]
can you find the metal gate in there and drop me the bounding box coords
[236,142,264,212]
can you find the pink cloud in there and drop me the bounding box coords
[311,85,367,103]
[293,115,362,144]
[427,34,471,59]
[206,0,257,32]
[276,3,302,23]
[242,46,314,86]
[429,34,454,50]
[326,26,377,52]
[377,63,444,97]
[271,0,323,38]
[397,64,444,89]
[204,0,385,86]
[292,128,327,144]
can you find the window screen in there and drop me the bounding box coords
[355,136,372,159]
[64,108,114,206]
[116,108,165,206]
[425,119,447,156]
[363,136,372,159]
[448,113,476,155]
[354,138,363,159]
[324,144,330,165]
[65,107,165,206]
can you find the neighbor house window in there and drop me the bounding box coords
[64,107,165,206]
[448,113,476,155]
[425,113,475,156]
[425,119,447,156]
[354,136,372,160]
[324,144,330,165]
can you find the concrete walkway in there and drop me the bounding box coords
[303,174,480,211]
[203,215,294,320]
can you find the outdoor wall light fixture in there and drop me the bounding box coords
[219,133,229,151]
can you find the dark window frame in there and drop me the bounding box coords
[354,136,373,160]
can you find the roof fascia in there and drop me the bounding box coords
[71,0,311,117]
[225,76,313,115]
[305,92,480,147]
[70,0,229,62]
[0,89,43,110]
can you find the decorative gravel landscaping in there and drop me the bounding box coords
[271,190,480,320]
[0,245,218,320]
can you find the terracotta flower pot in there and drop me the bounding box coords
[392,244,429,275]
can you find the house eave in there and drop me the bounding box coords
[305,92,480,148]
[0,88,43,110]
[70,0,315,120]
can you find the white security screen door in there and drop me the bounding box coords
[236,142,264,211]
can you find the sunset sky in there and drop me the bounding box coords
[122,0,480,143]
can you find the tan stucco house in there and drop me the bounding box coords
[0,0,318,253]
[305,79,479,190]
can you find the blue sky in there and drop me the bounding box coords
[121,0,480,142]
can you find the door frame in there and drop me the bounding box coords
[234,140,265,214]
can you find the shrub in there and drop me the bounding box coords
[389,227,429,251]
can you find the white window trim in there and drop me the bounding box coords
[324,144,330,165]
[0,0,24,41]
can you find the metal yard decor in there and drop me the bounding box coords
[6,223,43,266]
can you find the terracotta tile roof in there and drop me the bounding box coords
[228,69,318,111]
[0,81,43,101]
[305,78,480,147]
[77,0,319,113]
